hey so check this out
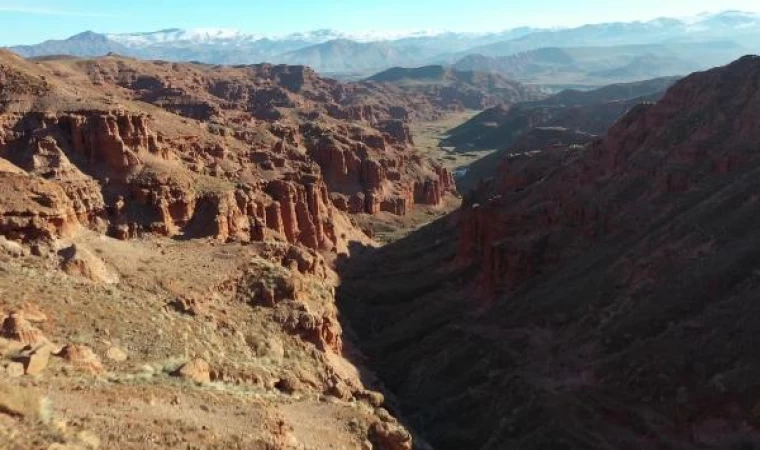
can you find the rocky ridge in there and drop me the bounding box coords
[444,76,677,152]
[363,65,543,116]
[340,55,760,449]
[448,77,678,192]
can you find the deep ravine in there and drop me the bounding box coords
[336,56,760,450]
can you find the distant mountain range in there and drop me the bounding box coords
[7,11,760,82]
[451,41,746,84]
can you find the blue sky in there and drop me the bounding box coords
[1,0,760,45]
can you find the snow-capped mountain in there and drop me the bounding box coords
[107,28,465,47]
[8,11,760,76]
[684,10,760,32]
[108,28,263,46]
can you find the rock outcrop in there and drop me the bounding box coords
[457,56,760,297]
[80,56,459,218]
[175,358,211,384]
[233,250,343,354]
[368,421,413,450]
[1,313,46,346]
[309,129,455,215]
[58,344,104,374]
[65,112,162,170]
[0,167,80,241]
[0,110,366,250]
[59,243,120,284]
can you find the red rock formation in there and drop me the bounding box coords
[265,202,285,236]
[380,198,408,216]
[65,112,162,170]
[59,344,104,374]
[0,168,80,241]
[377,120,414,146]
[414,179,442,205]
[1,312,47,346]
[265,178,335,249]
[455,55,760,297]
[79,56,459,219]
[268,180,300,244]
[0,53,460,257]
[361,159,385,190]
[19,134,106,228]
[0,107,359,250]
[307,127,454,214]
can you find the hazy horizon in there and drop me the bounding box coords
[2,0,760,46]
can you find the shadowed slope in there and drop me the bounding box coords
[340,55,760,450]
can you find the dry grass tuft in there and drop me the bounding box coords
[0,383,52,424]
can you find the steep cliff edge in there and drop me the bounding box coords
[340,56,760,449]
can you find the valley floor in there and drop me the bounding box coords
[409,110,497,173]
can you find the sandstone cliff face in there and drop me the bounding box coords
[0,102,367,251]
[75,56,459,218]
[455,147,576,296]
[341,55,760,450]
[2,111,164,169]
[0,167,80,241]
[64,112,163,169]
[307,125,454,215]
[264,178,335,249]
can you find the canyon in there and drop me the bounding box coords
[2,39,760,450]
